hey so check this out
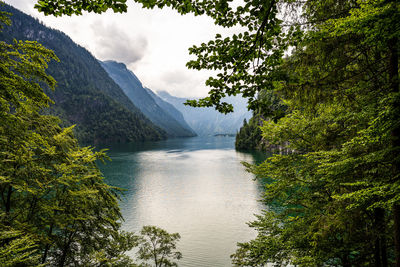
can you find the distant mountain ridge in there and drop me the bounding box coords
[100,60,196,137]
[0,4,166,144]
[143,87,195,135]
[157,91,252,136]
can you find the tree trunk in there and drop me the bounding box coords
[395,205,400,267]
[5,185,12,226]
[382,234,388,267]
[382,227,388,267]
[58,227,76,267]
[5,185,12,213]
[27,196,38,223]
[58,233,73,267]
[375,237,382,267]
[374,208,387,267]
[388,35,400,267]
[58,244,68,267]
[41,223,54,264]
[342,254,351,267]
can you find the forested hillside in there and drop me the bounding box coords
[235,90,287,151]
[100,60,196,137]
[0,4,166,144]
[0,8,183,265]
[44,0,399,265]
[5,0,400,265]
[235,117,263,150]
[158,91,251,136]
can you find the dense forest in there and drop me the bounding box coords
[236,90,287,151]
[0,6,182,266]
[40,0,400,266]
[100,60,197,138]
[2,0,400,266]
[235,117,263,151]
[0,4,166,144]
[0,11,134,265]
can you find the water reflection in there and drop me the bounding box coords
[100,136,267,266]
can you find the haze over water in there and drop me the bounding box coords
[100,136,266,266]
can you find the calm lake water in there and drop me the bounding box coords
[99,136,266,266]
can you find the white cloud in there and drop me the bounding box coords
[4,0,31,11]
[90,20,148,66]
[162,69,191,86]
[3,0,239,98]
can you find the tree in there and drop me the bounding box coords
[0,9,137,266]
[232,102,385,265]
[136,225,182,267]
[32,0,399,265]
[0,230,40,266]
[34,0,291,114]
[230,1,400,265]
[235,89,287,151]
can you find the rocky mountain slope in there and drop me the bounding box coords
[100,60,196,137]
[0,4,166,144]
[158,91,252,136]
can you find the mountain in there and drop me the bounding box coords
[143,87,195,135]
[157,91,252,136]
[0,4,166,144]
[99,60,196,137]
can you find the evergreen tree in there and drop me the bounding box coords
[0,4,166,145]
[32,0,400,265]
[0,10,137,266]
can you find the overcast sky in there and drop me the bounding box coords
[5,0,235,97]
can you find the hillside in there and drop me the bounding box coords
[100,60,196,137]
[0,4,166,144]
[144,87,195,135]
[235,89,288,151]
[157,91,252,136]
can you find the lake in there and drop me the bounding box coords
[100,136,266,266]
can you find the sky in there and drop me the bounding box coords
[4,0,236,97]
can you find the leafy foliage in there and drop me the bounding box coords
[0,229,40,266]
[31,0,400,265]
[136,226,182,267]
[32,0,292,113]
[231,0,400,266]
[35,0,128,16]
[236,89,287,151]
[235,118,262,151]
[0,11,138,266]
[0,4,166,144]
